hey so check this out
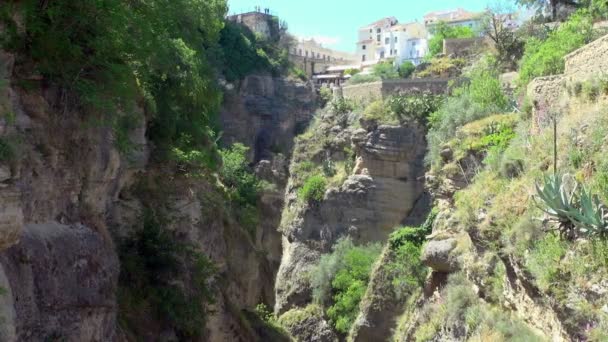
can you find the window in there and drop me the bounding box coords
[369,29,372,33]
[385,37,390,44]
[394,37,398,43]
[377,34,381,42]
[299,49,302,56]
[394,49,398,55]
[362,55,366,62]
[380,51,385,59]
[305,51,308,57]
[362,45,366,50]
[377,28,381,33]
[317,53,320,59]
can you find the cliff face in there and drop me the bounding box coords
[0,25,316,340]
[273,104,429,337]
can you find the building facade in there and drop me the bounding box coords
[227,11,280,40]
[356,17,399,63]
[424,8,484,35]
[357,19,429,66]
[289,38,356,77]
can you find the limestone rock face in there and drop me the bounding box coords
[276,121,428,315]
[0,223,119,342]
[220,75,315,161]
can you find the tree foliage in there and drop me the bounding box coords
[4,0,227,167]
[428,22,476,57]
[481,4,525,71]
[518,9,594,87]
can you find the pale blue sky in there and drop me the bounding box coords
[227,0,518,52]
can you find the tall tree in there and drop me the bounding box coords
[481,2,525,70]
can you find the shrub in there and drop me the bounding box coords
[582,81,601,102]
[325,240,382,333]
[426,61,508,167]
[415,57,466,78]
[348,73,381,84]
[298,174,327,203]
[372,61,399,80]
[398,61,416,78]
[318,86,333,107]
[291,67,307,81]
[329,98,354,115]
[526,234,567,291]
[219,143,260,206]
[362,100,395,124]
[388,92,443,124]
[518,10,594,87]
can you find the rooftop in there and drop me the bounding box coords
[360,16,398,30]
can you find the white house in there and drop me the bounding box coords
[357,19,429,66]
[424,8,484,36]
[356,17,398,63]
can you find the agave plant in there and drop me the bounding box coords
[534,174,579,239]
[568,187,608,238]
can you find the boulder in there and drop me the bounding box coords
[421,238,459,273]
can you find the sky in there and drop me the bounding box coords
[227,0,518,53]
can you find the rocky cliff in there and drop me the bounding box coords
[273,102,430,339]
[0,26,316,340]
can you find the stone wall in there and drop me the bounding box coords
[342,78,451,101]
[564,33,608,82]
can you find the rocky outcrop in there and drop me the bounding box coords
[278,304,338,342]
[220,75,315,161]
[275,119,428,315]
[420,238,459,273]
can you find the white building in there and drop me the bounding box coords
[356,19,429,66]
[423,8,484,35]
[356,17,398,63]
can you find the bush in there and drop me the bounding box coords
[318,86,333,107]
[348,73,381,84]
[398,61,416,78]
[372,61,399,80]
[219,143,260,206]
[298,174,327,203]
[310,238,382,334]
[329,98,354,115]
[388,92,443,124]
[362,100,395,124]
[291,67,307,81]
[518,10,594,87]
[415,57,466,78]
[526,234,567,291]
[426,61,509,167]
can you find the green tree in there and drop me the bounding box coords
[398,61,416,78]
[518,9,594,87]
[481,2,525,71]
[8,0,228,167]
[372,61,399,79]
[428,22,476,57]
